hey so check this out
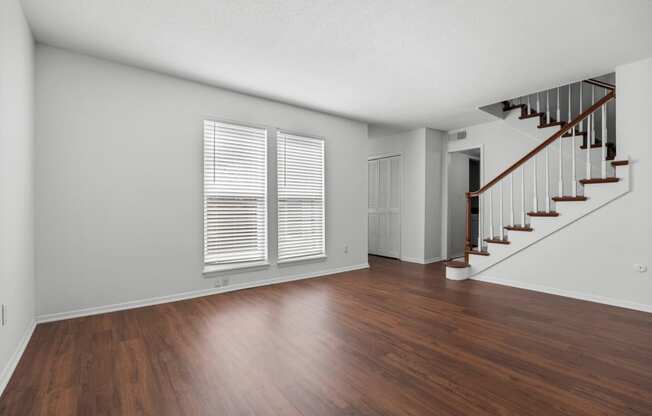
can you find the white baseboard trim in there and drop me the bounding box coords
[0,319,36,398]
[474,275,652,314]
[401,256,442,265]
[423,257,443,264]
[36,263,370,324]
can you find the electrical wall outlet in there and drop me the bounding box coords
[344,244,349,254]
[215,277,231,288]
[1,304,6,327]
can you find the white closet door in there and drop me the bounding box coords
[368,156,401,258]
[377,157,390,256]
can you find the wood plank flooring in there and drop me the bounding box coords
[2,256,652,415]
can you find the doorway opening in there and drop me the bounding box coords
[446,147,481,261]
[368,154,401,259]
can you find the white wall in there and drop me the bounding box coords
[425,129,444,262]
[368,127,444,263]
[448,120,535,189]
[35,45,369,317]
[474,58,652,310]
[0,0,35,392]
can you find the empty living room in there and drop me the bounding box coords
[2,0,652,414]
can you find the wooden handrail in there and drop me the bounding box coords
[469,90,615,197]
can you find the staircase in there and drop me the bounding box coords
[446,78,630,280]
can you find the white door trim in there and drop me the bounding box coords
[442,144,484,260]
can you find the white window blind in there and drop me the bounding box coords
[204,120,267,265]
[277,132,325,261]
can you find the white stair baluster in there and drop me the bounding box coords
[556,87,561,122]
[569,83,574,135]
[478,194,483,250]
[537,92,540,114]
[510,172,514,227]
[520,166,525,226]
[545,146,550,212]
[546,90,550,123]
[591,85,596,145]
[558,135,563,196]
[479,193,483,250]
[532,156,538,212]
[572,81,588,196]
[489,189,494,239]
[478,194,482,251]
[570,83,577,197]
[499,181,504,240]
[601,101,607,178]
[571,133,577,197]
[586,113,592,179]
[528,95,531,114]
[580,82,583,135]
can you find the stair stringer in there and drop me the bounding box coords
[462,163,630,278]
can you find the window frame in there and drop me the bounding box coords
[276,130,327,264]
[202,118,271,274]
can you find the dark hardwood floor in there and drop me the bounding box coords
[2,256,652,415]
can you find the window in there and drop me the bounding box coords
[204,120,267,267]
[277,132,325,261]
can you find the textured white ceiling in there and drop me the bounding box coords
[21,0,652,130]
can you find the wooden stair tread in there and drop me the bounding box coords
[579,177,619,184]
[611,160,629,166]
[519,112,544,120]
[484,238,510,245]
[503,103,527,112]
[445,261,469,269]
[580,141,615,150]
[504,225,533,232]
[528,211,560,217]
[466,250,490,256]
[552,196,588,202]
